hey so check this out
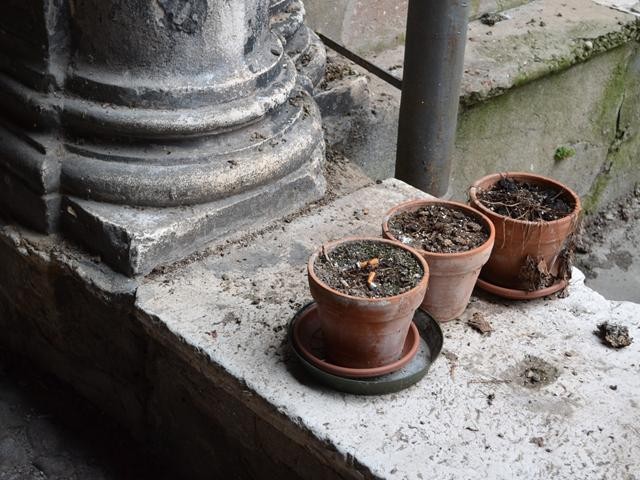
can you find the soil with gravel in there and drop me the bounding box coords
[480,12,507,26]
[388,205,489,253]
[319,62,356,90]
[477,177,574,221]
[314,240,423,298]
[595,322,633,348]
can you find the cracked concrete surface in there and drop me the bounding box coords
[137,179,640,479]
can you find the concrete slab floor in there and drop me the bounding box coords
[0,350,172,480]
[138,179,640,479]
[577,187,640,302]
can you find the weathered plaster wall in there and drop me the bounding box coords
[316,0,640,212]
[451,43,640,211]
[323,42,640,212]
[587,43,640,209]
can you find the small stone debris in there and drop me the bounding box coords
[595,322,633,349]
[468,312,493,335]
[442,350,459,379]
[480,12,507,26]
[519,356,559,388]
[530,437,545,447]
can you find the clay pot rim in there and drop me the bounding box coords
[382,199,496,259]
[468,172,582,227]
[308,236,429,303]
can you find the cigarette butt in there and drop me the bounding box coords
[357,260,369,269]
[367,271,377,288]
[369,258,379,268]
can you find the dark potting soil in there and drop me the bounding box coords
[476,177,574,221]
[388,205,489,253]
[595,322,633,348]
[314,240,423,298]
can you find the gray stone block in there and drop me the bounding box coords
[271,0,327,91]
[61,146,325,276]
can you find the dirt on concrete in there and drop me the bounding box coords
[517,356,560,389]
[595,322,633,348]
[320,62,357,89]
[467,311,493,335]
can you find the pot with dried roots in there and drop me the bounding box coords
[469,172,581,299]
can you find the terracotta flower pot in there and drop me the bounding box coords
[382,200,495,322]
[469,172,581,295]
[307,237,429,369]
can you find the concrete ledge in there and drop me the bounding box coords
[1,180,639,478]
[366,0,639,108]
[303,0,533,56]
[461,0,640,107]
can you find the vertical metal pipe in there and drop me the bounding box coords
[395,0,470,197]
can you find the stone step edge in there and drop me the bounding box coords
[460,0,640,108]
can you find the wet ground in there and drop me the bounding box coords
[0,350,170,480]
[576,186,640,303]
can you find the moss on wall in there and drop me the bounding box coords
[451,43,640,215]
[583,44,640,213]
